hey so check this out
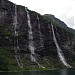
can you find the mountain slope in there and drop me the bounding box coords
[0,0,75,71]
[43,14,75,35]
[44,14,67,27]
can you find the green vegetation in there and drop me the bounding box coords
[0,8,75,71]
[0,46,66,71]
[0,48,23,71]
[43,16,75,35]
[0,48,11,71]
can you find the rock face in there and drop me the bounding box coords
[0,0,75,71]
[44,14,68,28]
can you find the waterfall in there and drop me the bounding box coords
[13,5,23,69]
[25,8,45,69]
[51,24,71,68]
[25,7,35,61]
[37,15,44,48]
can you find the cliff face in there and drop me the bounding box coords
[44,14,67,28]
[0,0,75,71]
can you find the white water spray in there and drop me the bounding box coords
[25,8,45,69]
[13,5,23,69]
[51,24,71,68]
[25,7,35,61]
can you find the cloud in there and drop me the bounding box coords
[65,16,74,28]
[34,8,44,14]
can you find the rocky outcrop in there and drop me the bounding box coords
[0,0,75,71]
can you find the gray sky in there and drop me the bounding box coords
[9,0,75,29]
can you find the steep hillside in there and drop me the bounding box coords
[44,14,67,27]
[0,0,75,71]
[43,14,75,35]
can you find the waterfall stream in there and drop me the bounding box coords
[37,16,50,65]
[51,24,71,68]
[13,5,23,69]
[25,7,35,61]
[25,8,45,69]
[37,15,44,48]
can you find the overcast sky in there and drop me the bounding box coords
[9,0,75,29]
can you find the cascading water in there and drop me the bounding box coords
[13,5,23,69]
[25,7,35,61]
[51,23,71,68]
[25,7,45,69]
[37,15,44,48]
[37,15,50,65]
